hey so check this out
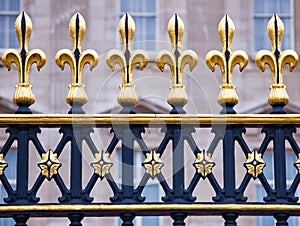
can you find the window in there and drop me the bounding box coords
[0,0,20,49]
[256,151,298,225]
[254,0,293,51]
[0,0,20,50]
[119,0,156,50]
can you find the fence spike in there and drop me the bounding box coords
[1,12,46,111]
[156,14,198,112]
[55,12,99,113]
[255,14,298,112]
[106,13,149,110]
[206,14,248,114]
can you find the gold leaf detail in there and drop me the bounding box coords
[142,150,164,179]
[244,150,266,178]
[193,150,215,178]
[294,153,300,174]
[0,154,8,175]
[156,14,198,107]
[55,12,99,107]
[91,150,113,180]
[1,12,46,106]
[38,150,61,180]
[255,14,298,107]
[106,13,149,107]
[206,14,248,107]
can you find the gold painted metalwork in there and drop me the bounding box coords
[244,150,266,178]
[91,149,113,180]
[206,15,248,107]
[1,12,46,106]
[1,114,300,126]
[193,150,215,178]
[0,203,299,216]
[142,150,164,179]
[294,153,300,174]
[106,13,149,107]
[38,149,61,180]
[156,14,198,107]
[0,154,8,175]
[55,13,99,107]
[255,14,298,107]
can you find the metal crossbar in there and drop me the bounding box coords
[0,114,298,126]
[0,203,299,217]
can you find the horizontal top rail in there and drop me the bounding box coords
[0,114,299,127]
[0,203,298,217]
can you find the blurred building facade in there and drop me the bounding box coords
[0,0,299,226]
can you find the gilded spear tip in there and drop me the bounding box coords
[69,12,86,51]
[168,13,184,51]
[118,13,135,51]
[218,14,235,53]
[267,14,284,52]
[15,11,32,52]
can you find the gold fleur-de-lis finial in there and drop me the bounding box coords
[206,15,248,113]
[106,13,149,110]
[156,14,198,112]
[55,13,99,113]
[255,14,298,112]
[1,12,46,111]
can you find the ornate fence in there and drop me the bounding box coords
[0,11,299,226]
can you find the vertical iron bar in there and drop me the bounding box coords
[121,213,135,226]
[275,213,289,226]
[16,125,29,202]
[223,125,236,201]
[172,125,185,200]
[273,125,289,225]
[122,126,134,201]
[171,212,187,226]
[70,127,83,200]
[273,125,287,201]
[222,125,239,225]
[68,213,84,226]
[13,214,29,226]
[222,213,238,226]
[170,124,187,224]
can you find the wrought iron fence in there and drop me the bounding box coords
[0,10,299,226]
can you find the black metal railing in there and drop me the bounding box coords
[0,114,299,226]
